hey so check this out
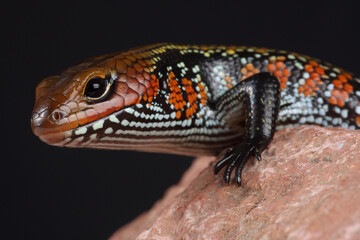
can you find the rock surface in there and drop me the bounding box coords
[110,126,360,240]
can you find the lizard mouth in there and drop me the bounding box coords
[38,132,66,146]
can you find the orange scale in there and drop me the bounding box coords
[337,98,344,107]
[176,94,183,101]
[67,114,79,129]
[304,64,314,72]
[110,95,125,111]
[124,89,140,106]
[126,77,141,91]
[344,72,352,79]
[76,111,88,125]
[133,54,143,60]
[85,109,99,123]
[154,84,159,92]
[137,60,147,67]
[117,74,128,82]
[356,116,360,126]
[115,82,129,97]
[192,107,197,115]
[255,48,266,53]
[246,72,253,77]
[145,59,152,66]
[147,88,154,97]
[282,68,290,77]
[275,61,284,69]
[151,74,158,82]
[116,61,127,74]
[329,97,337,105]
[344,84,353,93]
[93,102,111,118]
[304,90,310,97]
[174,103,179,110]
[315,66,325,75]
[240,68,247,74]
[246,63,254,71]
[182,78,189,84]
[138,52,149,59]
[181,102,186,110]
[143,72,151,81]
[309,60,318,66]
[144,80,151,89]
[310,72,320,81]
[123,59,132,66]
[127,67,136,77]
[253,68,260,74]
[168,72,175,80]
[274,70,282,77]
[306,78,316,88]
[280,76,288,83]
[267,64,276,72]
[338,74,347,83]
[298,86,304,93]
[332,80,343,89]
[340,90,349,100]
[191,94,197,101]
[176,111,182,119]
[280,83,287,90]
[134,63,144,73]
[331,89,340,98]
[136,73,145,84]
[126,55,136,62]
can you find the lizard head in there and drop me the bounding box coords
[31,47,161,149]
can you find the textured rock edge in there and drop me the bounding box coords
[110,126,360,240]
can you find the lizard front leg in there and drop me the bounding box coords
[213,72,280,185]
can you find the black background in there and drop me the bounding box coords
[2,1,359,239]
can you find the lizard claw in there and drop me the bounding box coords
[214,140,258,185]
[255,151,262,161]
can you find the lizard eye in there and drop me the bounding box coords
[83,75,112,102]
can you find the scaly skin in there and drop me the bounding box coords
[31,43,360,184]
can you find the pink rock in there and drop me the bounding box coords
[110,126,360,240]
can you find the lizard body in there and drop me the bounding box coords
[31,43,360,184]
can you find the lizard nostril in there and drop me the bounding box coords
[52,111,60,121]
[49,110,67,123]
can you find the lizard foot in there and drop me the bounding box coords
[213,139,263,185]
